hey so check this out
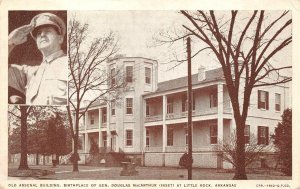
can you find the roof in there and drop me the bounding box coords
[156,67,224,93]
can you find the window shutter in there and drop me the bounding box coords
[266,127,269,145]
[257,126,261,145]
[266,92,269,110]
[258,90,261,109]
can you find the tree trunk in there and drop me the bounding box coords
[233,117,247,180]
[18,106,29,170]
[72,115,79,172]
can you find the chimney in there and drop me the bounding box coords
[198,65,206,81]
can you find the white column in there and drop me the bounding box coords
[217,83,224,141]
[143,99,147,151]
[84,112,88,153]
[99,108,103,147]
[98,108,102,148]
[107,106,111,148]
[162,95,167,152]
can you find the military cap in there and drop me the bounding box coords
[30,13,66,40]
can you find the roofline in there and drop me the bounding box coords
[143,78,225,98]
[108,56,158,63]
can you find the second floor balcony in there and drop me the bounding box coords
[144,84,232,123]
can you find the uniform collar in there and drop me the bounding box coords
[43,50,64,63]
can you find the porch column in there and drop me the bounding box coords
[98,108,102,148]
[143,99,147,152]
[162,95,167,153]
[217,83,224,141]
[84,112,88,153]
[107,107,111,148]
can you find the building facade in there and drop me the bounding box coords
[76,56,290,168]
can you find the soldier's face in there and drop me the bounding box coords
[36,26,63,54]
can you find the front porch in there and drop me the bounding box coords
[144,119,232,168]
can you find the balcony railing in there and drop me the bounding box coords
[145,107,232,123]
[87,124,98,130]
[145,115,163,122]
[145,146,163,152]
[145,146,215,153]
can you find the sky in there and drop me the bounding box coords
[70,10,292,82]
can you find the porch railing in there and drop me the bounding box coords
[102,122,107,128]
[145,146,163,152]
[87,124,98,130]
[145,107,232,123]
[145,146,216,153]
[145,115,163,122]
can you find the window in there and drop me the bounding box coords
[146,129,150,147]
[167,127,173,146]
[275,93,281,111]
[102,132,107,147]
[126,98,133,114]
[111,101,115,116]
[102,108,107,123]
[258,90,269,110]
[210,92,218,108]
[126,66,133,82]
[90,113,94,125]
[145,67,151,84]
[257,126,269,145]
[126,130,133,146]
[111,68,116,86]
[210,124,217,144]
[167,98,173,114]
[78,136,84,150]
[146,103,150,116]
[244,125,250,144]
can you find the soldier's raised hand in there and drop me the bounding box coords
[8,24,34,53]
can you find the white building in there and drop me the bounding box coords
[76,56,290,168]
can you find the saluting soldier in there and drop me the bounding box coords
[8,12,68,105]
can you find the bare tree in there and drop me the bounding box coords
[158,10,291,179]
[215,131,271,169]
[67,17,126,172]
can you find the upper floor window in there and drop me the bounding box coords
[111,68,116,86]
[90,112,94,125]
[257,126,269,145]
[258,90,269,110]
[146,103,150,116]
[167,98,173,114]
[126,130,133,146]
[126,66,133,83]
[244,125,250,144]
[111,101,115,116]
[102,109,107,123]
[210,124,217,144]
[210,92,218,108]
[145,67,151,84]
[126,98,133,114]
[275,93,281,112]
[167,127,173,146]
